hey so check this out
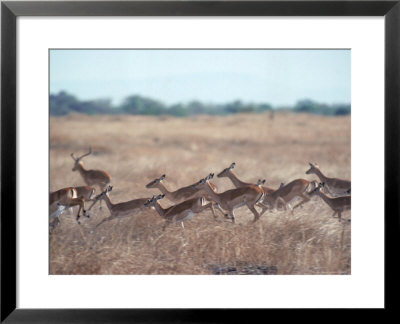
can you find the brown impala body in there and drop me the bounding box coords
[86,185,148,229]
[217,162,277,214]
[145,174,218,204]
[71,147,111,191]
[263,179,317,214]
[217,162,275,195]
[144,194,217,230]
[193,173,267,223]
[309,183,351,222]
[49,187,87,224]
[306,162,351,197]
[74,185,96,201]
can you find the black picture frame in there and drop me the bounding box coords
[1,0,399,322]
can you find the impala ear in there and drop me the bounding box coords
[230,162,235,169]
[309,162,314,167]
[160,174,166,180]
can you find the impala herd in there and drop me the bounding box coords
[49,148,351,233]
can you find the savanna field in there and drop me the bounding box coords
[49,112,351,275]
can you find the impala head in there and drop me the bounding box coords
[257,179,266,186]
[217,162,236,178]
[71,147,92,171]
[94,185,113,201]
[280,182,285,188]
[192,173,214,189]
[305,162,320,175]
[309,182,325,196]
[144,194,165,207]
[145,174,166,188]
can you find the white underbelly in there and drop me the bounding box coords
[182,211,196,221]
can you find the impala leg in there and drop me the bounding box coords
[180,224,188,247]
[247,203,261,223]
[95,214,115,230]
[203,202,219,222]
[228,210,236,223]
[338,212,342,222]
[85,199,99,218]
[292,194,311,210]
[222,209,235,223]
[257,204,268,216]
[162,220,172,231]
[276,197,287,211]
[49,217,60,232]
[257,201,271,216]
[76,205,82,224]
[75,199,86,224]
[214,203,227,217]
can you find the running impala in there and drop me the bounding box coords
[262,179,317,214]
[217,162,281,214]
[49,187,87,224]
[71,147,111,190]
[86,185,149,229]
[144,194,217,230]
[309,182,351,222]
[192,173,267,223]
[145,174,218,204]
[217,162,275,195]
[305,162,351,196]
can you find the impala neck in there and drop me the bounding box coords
[102,194,114,211]
[76,162,88,175]
[201,183,222,205]
[227,171,250,188]
[155,182,172,197]
[152,202,167,219]
[315,190,333,208]
[312,168,328,183]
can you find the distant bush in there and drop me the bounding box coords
[50,91,350,117]
[293,99,350,116]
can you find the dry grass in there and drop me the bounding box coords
[49,112,351,275]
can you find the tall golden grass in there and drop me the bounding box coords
[49,112,350,275]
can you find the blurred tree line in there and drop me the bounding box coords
[50,91,350,117]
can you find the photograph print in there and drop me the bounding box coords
[49,49,351,275]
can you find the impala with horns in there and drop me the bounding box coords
[86,185,148,230]
[49,187,87,224]
[306,162,350,197]
[192,173,268,223]
[262,179,318,214]
[309,183,351,222]
[145,174,218,204]
[144,194,217,231]
[71,147,111,190]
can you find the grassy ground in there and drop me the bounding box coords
[49,112,351,275]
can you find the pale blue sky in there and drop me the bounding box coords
[50,49,350,107]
